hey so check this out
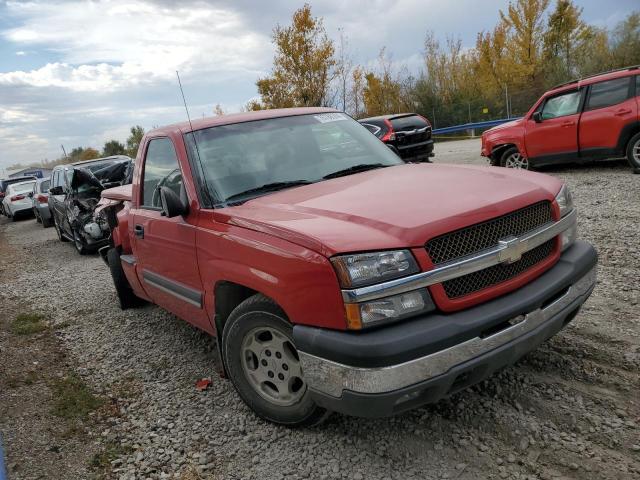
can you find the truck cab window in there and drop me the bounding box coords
[142,138,182,208]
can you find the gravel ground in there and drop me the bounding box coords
[1,139,639,480]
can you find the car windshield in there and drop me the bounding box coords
[185,112,403,204]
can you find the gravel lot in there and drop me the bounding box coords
[1,138,639,480]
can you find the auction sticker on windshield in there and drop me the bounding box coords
[314,112,348,123]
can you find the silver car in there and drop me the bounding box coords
[2,180,37,221]
[30,177,52,227]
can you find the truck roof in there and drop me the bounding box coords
[148,107,339,136]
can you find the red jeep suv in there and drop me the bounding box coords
[482,66,640,171]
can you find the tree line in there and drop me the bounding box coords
[7,126,145,171]
[249,1,640,127]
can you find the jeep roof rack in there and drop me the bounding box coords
[551,65,640,90]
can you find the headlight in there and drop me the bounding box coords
[331,250,419,288]
[345,289,435,329]
[555,184,577,251]
[555,184,573,218]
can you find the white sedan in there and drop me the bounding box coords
[2,180,37,221]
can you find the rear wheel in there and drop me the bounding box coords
[500,147,530,170]
[626,132,640,171]
[222,294,328,426]
[107,248,140,309]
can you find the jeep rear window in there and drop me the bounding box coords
[185,113,402,204]
[390,115,429,131]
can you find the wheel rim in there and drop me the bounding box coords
[240,326,306,406]
[505,152,529,169]
[633,139,640,164]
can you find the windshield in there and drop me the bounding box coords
[185,112,402,203]
[82,160,117,172]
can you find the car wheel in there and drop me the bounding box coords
[54,216,69,242]
[73,228,90,255]
[34,209,42,223]
[626,132,640,171]
[500,147,530,170]
[107,248,141,309]
[222,294,328,426]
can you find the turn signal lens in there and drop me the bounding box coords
[345,289,434,329]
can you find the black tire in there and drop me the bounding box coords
[107,248,140,310]
[222,294,328,427]
[34,209,41,223]
[625,132,640,170]
[53,215,69,242]
[500,146,530,170]
[72,228,91,255]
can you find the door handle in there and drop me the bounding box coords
[134,224,144,239]
[561,121,575,127]
[615,108,632,116]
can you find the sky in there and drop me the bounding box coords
[0,0,637,170]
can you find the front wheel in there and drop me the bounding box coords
[54,215,69,242]
[626,132,640,171]
[73,228,91,255]
[500,147,530,170]
[222,294,328,426]
[107,248,141,309]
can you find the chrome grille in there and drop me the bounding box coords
[426,201,555,299]
[426,201,553,265]
[442,239,555,298]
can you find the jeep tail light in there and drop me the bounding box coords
[37,194,48,203]
[381,119,396,141]
[10,194,25,201]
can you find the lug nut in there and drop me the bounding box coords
[275,352,282,359]
[265,350,271,357]
[261,359,267,366]
[268,371,274,378]
[278,373,284,380]
[282,364,288,371]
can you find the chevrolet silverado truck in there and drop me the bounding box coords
[482,65,640,171]
[98,107,597,426]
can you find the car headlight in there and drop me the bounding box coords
[555,184,577,251]
[331,250,420,288]
[344,289,435,329]
[555,184,573,218]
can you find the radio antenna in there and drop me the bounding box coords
[175,71,215,205]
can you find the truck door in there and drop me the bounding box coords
[130,136,209,330]
[579,76,637,158]
[524,89,582,164]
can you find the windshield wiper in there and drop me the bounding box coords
[224,180,313,202]
[322,163,388,180]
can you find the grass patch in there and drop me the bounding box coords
[11,312,47,335]
[90,441,134,471]
[51,376,103,420]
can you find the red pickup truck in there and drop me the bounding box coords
[97,107,597,426]
[481,66,640,171]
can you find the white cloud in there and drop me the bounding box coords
[1,0,271,92]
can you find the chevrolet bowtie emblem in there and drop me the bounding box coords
[498,236,528,264]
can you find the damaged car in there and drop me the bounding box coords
[49,155,133,254]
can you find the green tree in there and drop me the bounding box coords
[79,148,100,161]
[126,126,145,158]
[256,4,335,108]
[543,0,591,82]
[610,12,640,67]
[102,140,126,157]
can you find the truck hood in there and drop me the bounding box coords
[213,163,562,257]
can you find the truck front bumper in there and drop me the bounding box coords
[293,240,597,417]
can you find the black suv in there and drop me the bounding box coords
[359,113,434,162]
[49,156,133,254]
[1,176,37,216]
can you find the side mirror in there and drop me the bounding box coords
[28,192,34,198]
[49,186,64,195]
[159,186,188,218]
[532,111,543,123]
